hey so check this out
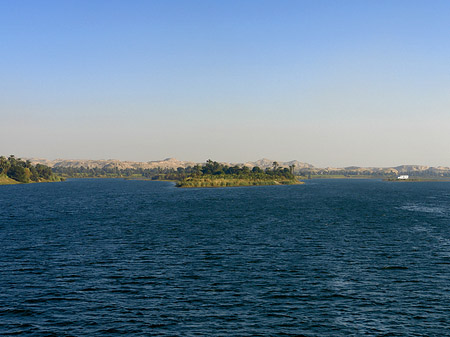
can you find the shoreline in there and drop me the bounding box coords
[0,174,65,186]
[176,178,303,188]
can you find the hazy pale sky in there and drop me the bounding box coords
[1,0,450,167]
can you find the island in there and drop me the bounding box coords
[0,155,64,185]
[176,160,302,188]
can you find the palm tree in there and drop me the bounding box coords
[272,161,279,171]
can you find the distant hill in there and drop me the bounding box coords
[26,158,197,170]
[242,158,314,170]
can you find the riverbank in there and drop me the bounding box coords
[0,174,64,186]
[383,177,450,182]
[1,155,65,185]
[0,175,20,185]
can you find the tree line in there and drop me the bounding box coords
[0,155,61,183]
[51,165,196,180]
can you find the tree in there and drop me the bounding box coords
[241,166,250,175]
[8,155,17,167]
[36,164,52,179]
[289,164,296,175]
[193,164,203,176]
[0,156,10,175]
[272,161,279,171]
[7,165,29,183]
[252,166,263,174]
[29,165,39,181]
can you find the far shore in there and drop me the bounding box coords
[4,174,450,186]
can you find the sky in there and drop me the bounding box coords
[1,0,450,167]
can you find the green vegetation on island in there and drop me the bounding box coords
[0,155,64,185]
[176,160,302,188]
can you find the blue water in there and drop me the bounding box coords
[1,179,450,336]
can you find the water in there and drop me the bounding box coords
[1,179,450,336]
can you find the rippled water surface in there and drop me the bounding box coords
[1,179,450,336]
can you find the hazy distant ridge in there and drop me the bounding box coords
[26,158,197,170]
[242,158,314,170]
